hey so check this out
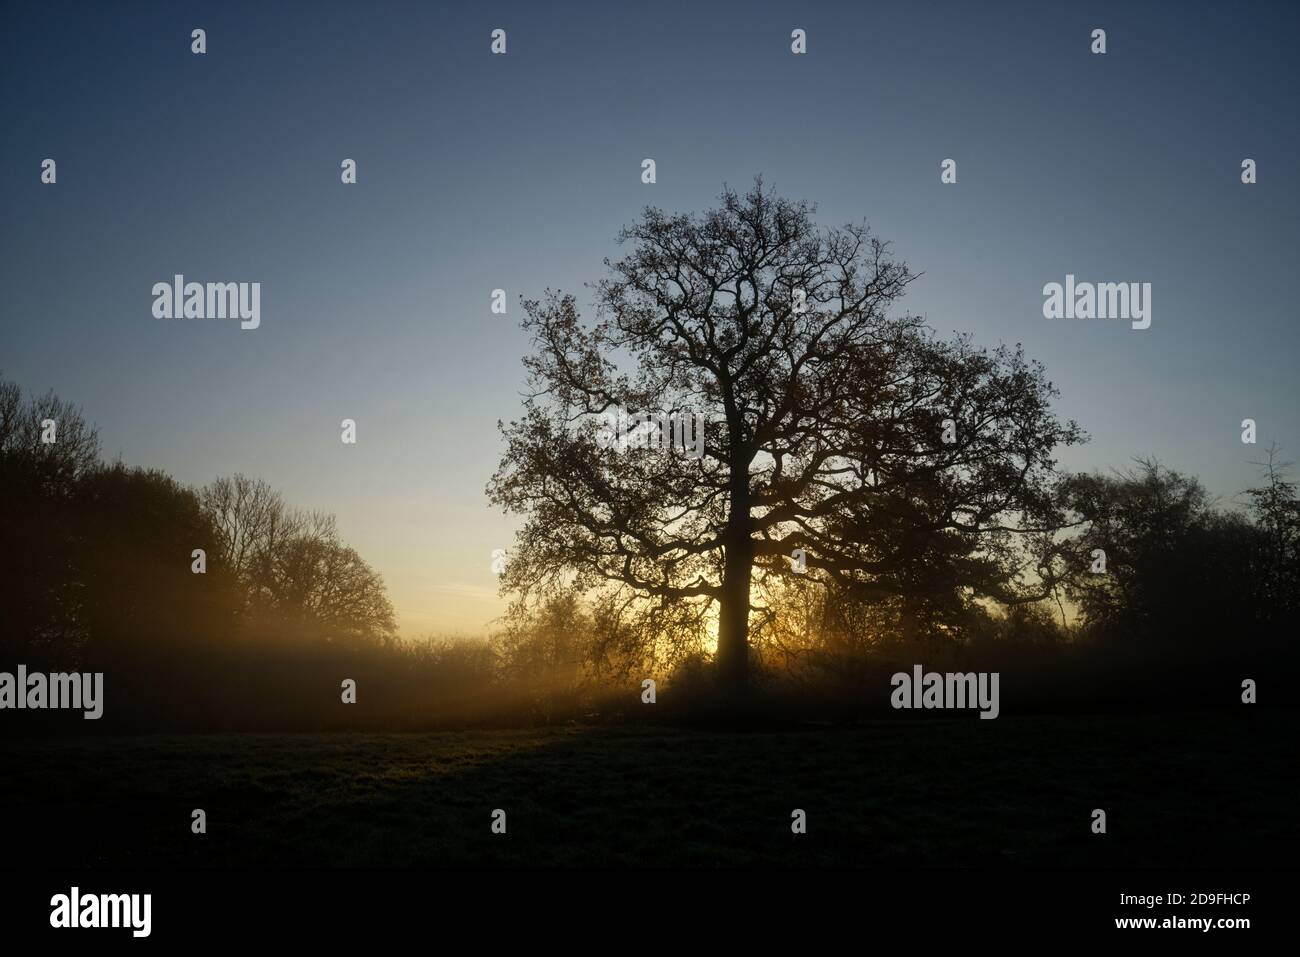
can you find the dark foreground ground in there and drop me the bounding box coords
[2,709,1295,867]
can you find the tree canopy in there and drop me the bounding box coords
[490,182,1084,687]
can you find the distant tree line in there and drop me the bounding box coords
[0,375,396,669]
[752,456,1298,707]
[1,372,1295,730]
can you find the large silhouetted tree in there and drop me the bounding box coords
[489,182,1083,690]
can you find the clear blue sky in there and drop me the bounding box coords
[2,0,1297,635]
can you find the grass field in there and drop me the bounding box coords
[2,709,1294,867]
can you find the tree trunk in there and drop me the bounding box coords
[716,529,753,691]
[718,399,753,692]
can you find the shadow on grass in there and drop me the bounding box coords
[1,708,1294,867]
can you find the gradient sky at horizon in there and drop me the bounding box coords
[3,0,1297,637]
